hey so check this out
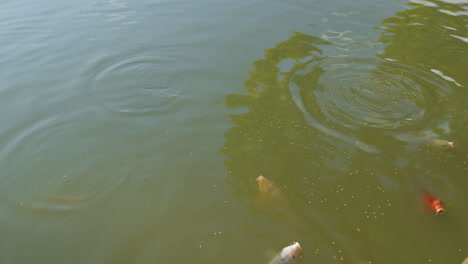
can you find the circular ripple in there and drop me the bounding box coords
[291,57,451,130]
[90,56,180,115]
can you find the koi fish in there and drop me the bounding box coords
[257,175,277,194]
[422,191,445,215]
[255,175,306,229]
[268,242,303,264]
[394,130,455,152]
[9,194,87,217]
[430,139,454,151]
[462,256,468,264]
[255,175,290,208]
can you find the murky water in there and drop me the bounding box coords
[0,0,466,263]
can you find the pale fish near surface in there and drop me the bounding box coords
[18,194,87,216]
[394,132,455,152]
[430,139,455,151]
[393,123,455,152]
[255,175,293,212]
[269,242,303,264]
[462,256,468,264]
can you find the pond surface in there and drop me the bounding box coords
[0,0,467,263]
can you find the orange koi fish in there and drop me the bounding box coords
[422,191,445,215]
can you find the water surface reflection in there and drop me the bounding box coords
[222,2,467,262]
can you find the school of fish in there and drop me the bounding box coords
[254,139,455,263]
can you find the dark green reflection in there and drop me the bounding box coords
[222,31,333,195]
[222,1,467,263]
[378,0,468,136]
[373,0,467,188]
[379,0,467,81]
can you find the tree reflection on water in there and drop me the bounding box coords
[221,1,467,263]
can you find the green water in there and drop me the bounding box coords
[0,0,466,263]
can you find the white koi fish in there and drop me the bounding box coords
[268,242,303,264]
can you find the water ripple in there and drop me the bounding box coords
[79,0,136,25]
[292,57,451,129]
[87,55,181,115]
[288,56,453,152]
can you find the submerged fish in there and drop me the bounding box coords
[256,175,277,194]
[255,175,291,208]
[18,194,87,216]
[268,242,303,264]
[462,256,468,264]
[255,175,306,228]
[422,191,445,215]
[430,139,454,151]
[394,129,455,152]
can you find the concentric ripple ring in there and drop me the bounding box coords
[89,55,181,115]
[288,56,452,152]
